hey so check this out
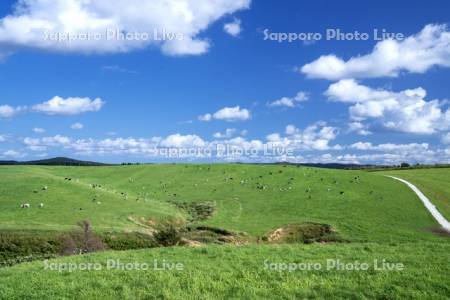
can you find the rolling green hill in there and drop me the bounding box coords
[0,164,446,242]
[0,166,179,231]
[0,157,109,166]
[1,165,449,299]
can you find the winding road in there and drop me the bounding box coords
[386,175,450,232]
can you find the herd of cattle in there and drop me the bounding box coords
[19,168,373,209]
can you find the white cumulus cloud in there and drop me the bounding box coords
[0,0,251,58]
[224,18,242,37]
[2,150,26,158]
[0,105,25,118]
[350,142,429,152]
[267,122,340,151]
[325,79,450,134]
[199,106,251,122]
[347,122,372,136]
[32,96,104,115]
[160,134,206,148]
[198,113,212,122]
[301,24,450,80]
[267,91,309,108]
[213,106,251,121]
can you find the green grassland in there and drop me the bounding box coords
[0,165,449,299]
[380,168,450,220]
[0,166,180,231]
[0,243,448,299]
[0,164,445,242]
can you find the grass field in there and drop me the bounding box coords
[380,168,450,221]
[0,166,181,231]
[0,165,449,299]
[0,165,445,242]
[0,243,448,299]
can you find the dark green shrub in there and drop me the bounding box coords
[0,231,60,265]
[154,223,182,247]
[102,232,157,250]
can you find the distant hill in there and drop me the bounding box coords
[0,157,109,166]
[271,162,376,170]
[273,162,450,170]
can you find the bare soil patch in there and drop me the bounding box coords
[263,223,346,244]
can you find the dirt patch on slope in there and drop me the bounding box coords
[183,225,250,245]
[263,223,345,244]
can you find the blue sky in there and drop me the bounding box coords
[0,0,449,164]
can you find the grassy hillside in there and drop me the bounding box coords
[0,166,179,231]
[0,243,449,299]
[0,164,445,242]
[1,164,449,299]
[379,168,450,220]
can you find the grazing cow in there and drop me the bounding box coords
[38,203,44,208]
[21,203,30,208]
